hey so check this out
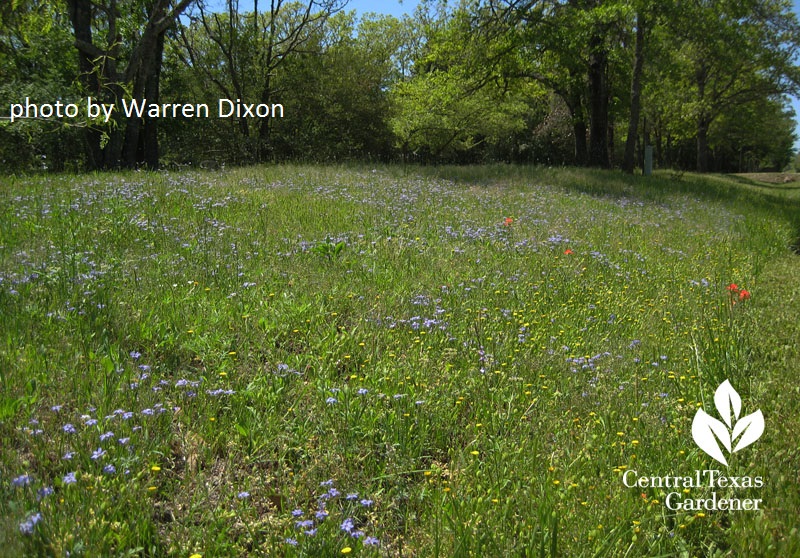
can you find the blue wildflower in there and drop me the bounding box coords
[18,513,42,535]
[341,517,355,533]
[12,474,33,487]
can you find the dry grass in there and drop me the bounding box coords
[734,172,799,185]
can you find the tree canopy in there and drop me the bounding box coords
[1,0,798,172]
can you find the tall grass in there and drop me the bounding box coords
[1,165,798,556]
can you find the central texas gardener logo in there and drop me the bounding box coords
[692,380,765,466]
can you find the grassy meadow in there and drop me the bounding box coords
[1,165,799,557]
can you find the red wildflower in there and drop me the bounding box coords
[738,289,750,301]
[727,283,750,305]
[564,249,573,255]
[503,217,514,227]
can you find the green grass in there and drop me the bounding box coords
[1,165,799,557]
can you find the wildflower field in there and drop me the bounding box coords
[1,165,799,557]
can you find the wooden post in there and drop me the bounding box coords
[644,145,653,176]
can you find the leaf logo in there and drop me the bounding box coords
[691,380,764,466]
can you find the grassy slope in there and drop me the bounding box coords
[0,165,798,557]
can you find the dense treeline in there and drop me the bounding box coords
[1,0,799,172]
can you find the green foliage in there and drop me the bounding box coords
[163,6,397,164]
[311,236,346,261]
[390,69,534,161]
[269,12,397,162]
[0,0,84,171]
[638,0,800,170]
[710,97,796,171]
[2,165,800,555]
[3,0,799,170]
[388,4,545,162]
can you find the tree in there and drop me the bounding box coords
[389,2,538,162]
[65,0,193,169]
[0,0,84,171]
[622,9,645,173]
[268,12,400,161]
[176,0,345,162]
[164,8,404,163]
[483,0,632,168]
[710,96,796,172]
[665,0,800,171]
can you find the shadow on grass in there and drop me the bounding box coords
[408,164,800,254]
[724,173,800,191]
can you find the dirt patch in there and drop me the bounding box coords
[734,172,799,185]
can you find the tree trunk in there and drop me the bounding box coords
[66,0,103,169]
[697,116,710,172]
[258,72,273,162]
[69,0,191,169]
[257,0,279,163]
[607,117,614,165]
[587,33,609,168]
[142,32,166,169]
[694,62,710,172]
[123,16,164,168]
[654,122,662,167]
[566,83,587,166]
[559,71,589,167]
[623,12,645,174]
[573,119,588,165]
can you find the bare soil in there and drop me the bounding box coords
[733,172,799,184]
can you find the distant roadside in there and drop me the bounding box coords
[734,172,799,185]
